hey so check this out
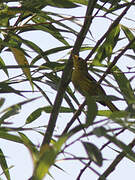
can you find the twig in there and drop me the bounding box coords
[98,37,135,84]
[40,0,98,148]
[98,138,135,180]
[62,100,86,135]
[85,1,134,62]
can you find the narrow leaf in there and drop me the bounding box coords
[0,149,11,180]
[0,104,20,124]
[0,132,22,143]
[121,25,135,52]
[94,127,135,161]
[86,96,98,126]
[112,66,135,104]
[0,98,5,108]
[10,47,33,90]
[19,132,38,163]
[82,141,103,166]
[0,57,9,77]
[26,108,42,124]
[93,25,120,64]
[45,0,79,8]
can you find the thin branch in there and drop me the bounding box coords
[99,37,135,84]
[40,0,98,148]
[85,1,134,61]
[0,16,90,31]
[98,138,135,180]
[62,100,86,135]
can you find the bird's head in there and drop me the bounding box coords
[73,55,87,71]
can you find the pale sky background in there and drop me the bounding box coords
[0,2,135,180]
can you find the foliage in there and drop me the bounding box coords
[0,0,135,179]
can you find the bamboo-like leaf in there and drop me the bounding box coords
[99,0,121,6]
[125,54,135,60]
[26,106,74,124]
[93,25,120,65]
[0,132,23,143]
[19,132,38,164]
[21,0,78,10]
[98,110,112,117]
[0,148,11,180]
[70,0,88,5]
[0,4,16,27]
[0,56,9,77]
[43,0,79,8]
[112,66,135,104]
[0,104,20,124]
[32,15,69,46]
[10,47,33,90]
[0,98,5,108]
[82,141,103,166]
[1,97,41,114]
[86,96,98,126]
[94,127,135,161]
[0,82,25,97]
[121,25,135,52]
[26,108,43,124]
[31,46,72,65]
[9,33,49,62]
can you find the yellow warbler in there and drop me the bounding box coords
[71,55,119,112]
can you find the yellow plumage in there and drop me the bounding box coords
[72,55,119,112]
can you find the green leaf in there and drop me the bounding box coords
[0,4,16,27]
[70,0,88,6]
[0,98,5,108]
[33,82,52,106]
[101,130,135,161]
[0,148,11,180]
[110,110,129,119]
[121,25,135,52]
[10,47,34,90]
[36,11,77,35]
[8,32,50,63]
[26,106,73,124]
[93,127,106,137]
[86,96,98,126]
[112,66,135,104]
[82,141,103,166]
[99,0,121,6]
[32,16,69,46]
[0,97,41,116]
[39,62,65,71]
[44,0,79,8]
[0,132,22,143]
[21,0,78,9]
[0,104,20,124]
[31,46,71,65]
[42,106,74,113]
[98,110,112,117]
[26,108,42,124]
[0,56,9,77]
[93,25,120,64]
[19,132,38,163]
[0,82,25,98]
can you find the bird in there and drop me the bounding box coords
[71,55,119,112]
